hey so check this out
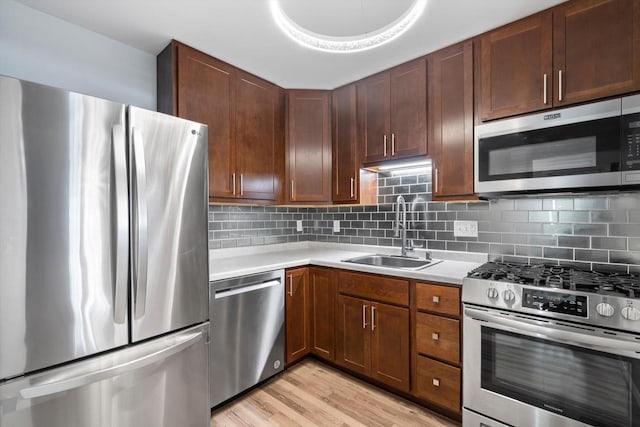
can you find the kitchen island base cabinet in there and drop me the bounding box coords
[285,268,310,366]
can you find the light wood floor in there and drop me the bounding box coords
[210,359,459,427]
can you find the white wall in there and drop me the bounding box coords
[0,0,156,110]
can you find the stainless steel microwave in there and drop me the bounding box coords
[474,94,640,196]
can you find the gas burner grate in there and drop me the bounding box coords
[467,262,640,298]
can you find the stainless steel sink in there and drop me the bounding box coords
[342,254,440,271]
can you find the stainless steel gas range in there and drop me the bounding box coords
[462,262,640,427]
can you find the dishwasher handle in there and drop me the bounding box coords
[214,279,281,299]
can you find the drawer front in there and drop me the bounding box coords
[338,271,409,306]
[416,283,460,317]
[416,313,460,364]
[415,356,461,414]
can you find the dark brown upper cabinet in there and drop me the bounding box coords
[479,0,640,121]
[428,41,475,200]
[157,41,284,203]
[553,0,640,106]
[332,84,359,203]
[286,90,332,203]
[357,58,427,164]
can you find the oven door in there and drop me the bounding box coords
[463,306,640,427]
[474,98,622,194]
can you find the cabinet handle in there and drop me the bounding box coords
[391,133,395,156]
[288,274,293,296]
[362,305,368,329]
[432,332,440,341]
[383,134,387,157]
[558,70,563,102]
[232,173,236,196]
[434,168,438,193]
[432,378,440,387]
[350,177,355,198]
[291,180,294,199]
[240,173,244,195]
[433,295,440,304]
[543,73,548,105]
[371,306,376,331]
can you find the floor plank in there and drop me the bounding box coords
[211,359,459,427]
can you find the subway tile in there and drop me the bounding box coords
[504,256,530,265]
[515,223,543,234]
[610,224,640,237]
[437,231,456,241]
[447,202,467,211]
[529,211,558,223]
[468,201,490,211]
[468,242,491,253]
[558,236,590,248]
[457,211,495,221]
[573,224,607,236]
[558,260,592,270]
[446,241,467,251]
[575,249,608,263]
[427,221,446,231]
[630,238,640,251]
[502,211,528,222]
[558,211,590,223]
[542,198,574,210]
[491,222,516,233]
[428,202,446,211]
[437,211,457,221]
[630,210,640,223]
[515,246,543,257]
[515,199,542,210]
[490,199,515,210]
[543,247,573,260]
[574,197,608,210]
[593,263,628,273]
[610,251,640,265]
[401,175,418,184]
[502,234,529,245]
[478,232,502,243]
[542,223,573,235]
[592,237,626,250]
[529,235,557,246]
[427,240,446,250]
[490,244,515,255]
[591,211,628,223]
[609,195,640,209]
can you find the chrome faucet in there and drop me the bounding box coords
[394,195,414,257]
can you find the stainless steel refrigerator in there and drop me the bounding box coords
[0,76,210,427]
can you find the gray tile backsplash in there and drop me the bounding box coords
[209,169,640,273]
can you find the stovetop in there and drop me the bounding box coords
[467,261,640,298]
[463,262,640,332]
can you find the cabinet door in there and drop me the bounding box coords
[309,268,337,361]
[285,268,310,365]
[176,44,235,199]
[479,12,553,120]
[287,90,331,202]
[429,41,474,199]
[370,302,410,392]
[332,84,359,203]
[389,58,427,159]
[235,71,282,201]
[553,0,640,106]
[358,73,390,163]
[336,295,370,375]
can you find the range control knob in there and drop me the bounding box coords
[595,303,615,317]
[621,306,640,321]
[502,289,516,302]
[486,288,499,299]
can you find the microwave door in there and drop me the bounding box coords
[622,93,640,185]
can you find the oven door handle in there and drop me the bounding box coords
[465,307,640,354]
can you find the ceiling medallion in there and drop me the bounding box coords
[270,0,427,53]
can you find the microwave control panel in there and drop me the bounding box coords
[522,289,588,318]
[623,114,640,171]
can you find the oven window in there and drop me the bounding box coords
[481,327,637,427]
[478,117,620,182]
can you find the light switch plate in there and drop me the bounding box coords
[333,220,340,233]
[454,220,478,237]
[296,220,303,232]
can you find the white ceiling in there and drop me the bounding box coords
[14,0,566,89]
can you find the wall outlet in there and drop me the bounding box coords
[296,220,303,232]
[454,220,478,238]
[333,220,340,233]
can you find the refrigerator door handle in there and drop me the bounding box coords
[18,331,203,399]
[132,127,149,319]
[112,125,129,324]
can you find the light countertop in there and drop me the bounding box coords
[209,242,487,285]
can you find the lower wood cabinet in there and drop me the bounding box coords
[415,356,461,414]
[285,267,310,365]
[336,272,410,392]
[309,267,337,361]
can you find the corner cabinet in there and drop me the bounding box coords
[309,267,337,361]
[157,41,284,203]
[357,58,427,164]
[428,41,475,200]
[285,267,310,366]
[286,90,332,203]
[336,271,410,392]
[479,0,640,121]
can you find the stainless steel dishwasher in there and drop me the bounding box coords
[209,269,285,408]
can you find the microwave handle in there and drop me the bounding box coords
[465,307,640,354]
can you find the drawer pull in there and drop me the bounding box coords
[432,296,440,304]
[432,332,440,341]
[432,378,440,387]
